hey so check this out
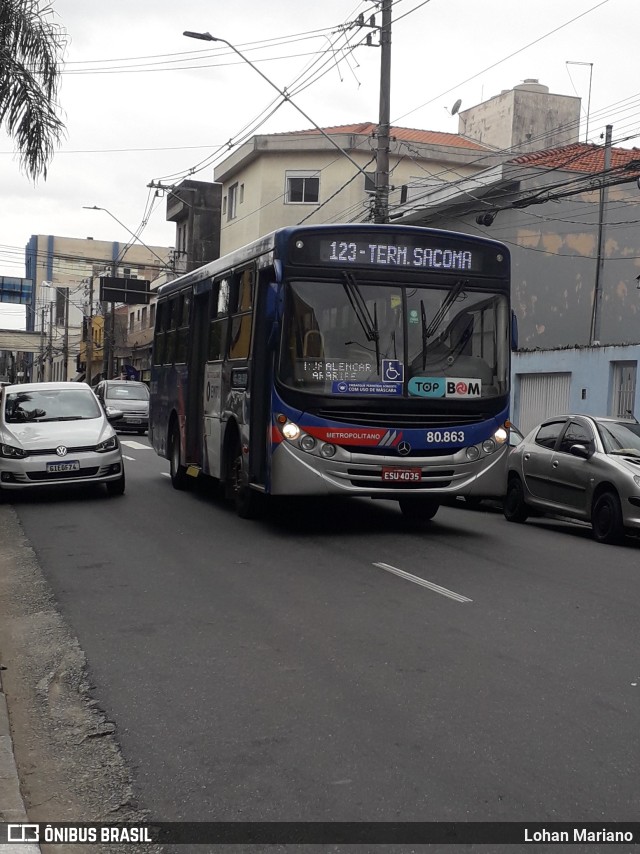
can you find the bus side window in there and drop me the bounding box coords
[165,296,179,364]
[153,301,166,365]
[209,277,230,361]
[175,292,191,364]
[229,267,254,360]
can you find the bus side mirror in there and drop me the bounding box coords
[511,310,518,351]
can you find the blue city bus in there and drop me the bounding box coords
[149,224,514,524]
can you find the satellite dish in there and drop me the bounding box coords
[451,98,462,116]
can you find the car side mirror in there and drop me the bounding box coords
[569,443,591,459]
[105,407,124,422]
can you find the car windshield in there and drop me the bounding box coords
[597,420,640,455]
[4,389,102,423]
[105,383,149,401]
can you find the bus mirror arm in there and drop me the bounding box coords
[511,310,518,350]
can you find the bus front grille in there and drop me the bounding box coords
[314,408,486,429]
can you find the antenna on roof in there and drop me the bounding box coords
[451,98,462,116]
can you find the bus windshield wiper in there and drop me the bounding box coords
[342,271,380,373]
[425,279,467,339]
[420,299,428,370]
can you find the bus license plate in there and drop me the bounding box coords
[381,467,422,482]
[47,460,80,473]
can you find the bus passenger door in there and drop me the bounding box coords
[203,276,230,479]
[185,290,210,466]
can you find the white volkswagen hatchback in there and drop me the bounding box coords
[0,382,125,497]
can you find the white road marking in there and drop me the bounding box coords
[161,472,170,477]
[123,455,136,461]
[373,562,472,603]
[120,440,151,449]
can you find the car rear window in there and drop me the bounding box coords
[105,383,149,401]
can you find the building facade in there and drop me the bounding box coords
[24,234,176,383]
[393,136,640,427]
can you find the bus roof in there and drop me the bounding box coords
[156,224,510,298]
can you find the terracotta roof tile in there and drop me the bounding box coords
[511,142,640,174]
[272,123,489,151]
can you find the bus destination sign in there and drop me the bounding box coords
[287,231,507,275]
[321,239,479,271]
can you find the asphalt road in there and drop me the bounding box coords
[4,435,639,851]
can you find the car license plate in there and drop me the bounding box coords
[46,460,80,473]
[381,466,422,482]
[127,419,142,424]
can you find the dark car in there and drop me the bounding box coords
[94,380,149,434]
[504,414,640,545]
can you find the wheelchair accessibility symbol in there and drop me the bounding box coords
[382,359,404,383]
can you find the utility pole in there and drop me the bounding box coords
[39,306,46,381]
[374,0,392,224]
[48,302,54,381]
[86,277,94,387]
[63,287,69,381]
[590,123,612,345]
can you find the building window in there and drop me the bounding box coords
[222,196,227,216]
[285,171,320,204]
[55,287,67,326]
[141,306,147,326]
[129,311,135,332]
[239,183,245,204]
[228,183,239,220]
[150,304,156,327]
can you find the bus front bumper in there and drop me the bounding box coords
[270,440,509,499]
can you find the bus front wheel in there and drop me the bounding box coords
[228,437,263,519]
[399,497,439,529]
[169,424,189,490]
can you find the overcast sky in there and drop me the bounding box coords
[0,0,636,320]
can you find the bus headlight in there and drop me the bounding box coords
[482,438,496,454]
[465,446,480,461]
[282,421,300,440]
[494,427,508,444]
[320,443,337,458]
[300,434,317,451]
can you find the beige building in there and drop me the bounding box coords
[213,123,495,255]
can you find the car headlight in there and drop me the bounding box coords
[0,443,29,458]
[96,435,119,453]
[482,438,496,454]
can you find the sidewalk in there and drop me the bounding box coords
[0,669,41,853]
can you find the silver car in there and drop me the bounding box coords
[504,414,640,544]
[94,380,149,434]
[0,382,125,497]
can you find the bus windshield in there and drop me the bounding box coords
[279,278,509,398]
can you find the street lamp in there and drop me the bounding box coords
[182,30,370,184]
[82,205,169,268]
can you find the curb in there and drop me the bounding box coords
[0,670,41,853]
